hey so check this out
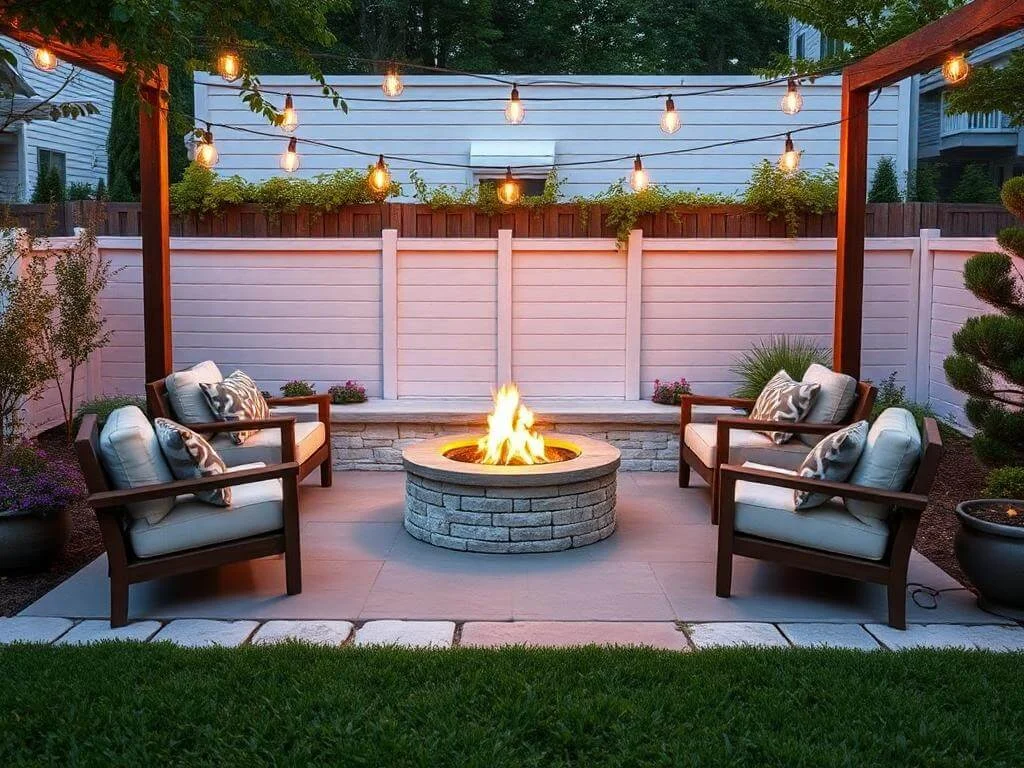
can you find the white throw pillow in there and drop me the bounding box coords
[794,421,868,509]
[846,408,922,521]
[165,360,223,424]
[799,363,858,446]
[749,370,821,445]
[98,405,175,524]
[154,417,232,506]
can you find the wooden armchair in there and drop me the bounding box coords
[75,413,302,628]
[715,417,943,629]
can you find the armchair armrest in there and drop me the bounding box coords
[680,394,754,431]
[87,462,301,510]
[176,416,296,464]
[265,393,331,429]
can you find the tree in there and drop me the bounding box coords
[944,176,1024,466]
[950,164,1000,204]
[906,163,940,203]
[30,165,65,204]
[868,156,901,203]
[945,49,1024,127]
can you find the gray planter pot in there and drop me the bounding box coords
[0,507,70,572]
[955,499,1024,618]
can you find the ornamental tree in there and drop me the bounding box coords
[944,176,1024,466]
[868,156,901,203]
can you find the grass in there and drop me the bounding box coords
[2,644,1023,766]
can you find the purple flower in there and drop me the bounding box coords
[1,444,83,519]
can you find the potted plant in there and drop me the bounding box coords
[651,378,691,406]
[0,443,81,571]
[329,380,368,405]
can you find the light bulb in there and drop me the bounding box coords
[32,47,58,72]
[505,85,525,125]
[660,96,680,135]
[368,155,391,195]
[195,128,219,169]
[779,133,800,174]
[780,77,803,115]
[497,167,521,205]
[280,137,300,173]
[629,155,650,192]
[382,67,404,97]
[280,94,298,133]
[217,51,241,82]
[942,53,970,85]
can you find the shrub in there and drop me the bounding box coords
[869,371,937,429]
[66,182,95,201]
[281,380,316,397]
[74,394,148,432]
[31,165,65,204]
[329,381,367,405]
[868,156,901,203]
[742,160,838,237]
[730,335,831,400]
[905,163,940,203]
[982,466,1024,499]
[0,442,82,519]
[950,164,1000,204]
[651,378,692,406]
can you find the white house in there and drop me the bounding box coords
[0,35,114,202]
[194,73,911,198]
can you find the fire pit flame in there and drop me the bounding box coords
[476,384,547,465]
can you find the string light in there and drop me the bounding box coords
[280,137,301,172]
[942,53,970,84]
[496,167,521,205]
[660,96,680,135]
[368,155,391,194]
[194,126,219,169]
[779,132,800,174]
[217,51,242,82]
[32,47,58,72]
[505,84,525,124]
[382,65,404,97]
[780,74,803,115]
[629,155,650,192]
[279,94,299,133]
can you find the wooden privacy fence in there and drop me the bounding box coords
[4,200,1017,239]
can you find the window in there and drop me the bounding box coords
[820,35,844,59]
[795,33,805,59]
[38,148,66,184]
[478,176,547,197]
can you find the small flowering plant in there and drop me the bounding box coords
[652,377,692,406]
[280,379,317,397]
[0,443,82,519]
[329,380,368,405]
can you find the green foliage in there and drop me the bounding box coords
[31,165,65,204]
[1002,176,1024,221]
[869,371,936,429]
[329,380,367,404]
[945,49,1024,128]
[651,378,692,406]
[742,160,838,237]
[66,182,94,202]
[950,164,1000,204]
[868,156,901,203]
[280,380,316,397]
[73,394,148,432]
[94,178,107,202]
[982,466,1024,500]
[411,169,563,217]
[962,251,1024,317]
[905,163,940,203]
[730,335,831,400]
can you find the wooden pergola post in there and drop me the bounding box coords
[833,0,1024,377]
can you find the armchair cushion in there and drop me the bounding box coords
[99,406,176,525]
[165,360,223,424]
[749,370,820,445]
[684,423,807,471]
[154,418,231,507]
[734,462,889,560]
[211,420,325,467]
[846,408,922,522]
[794,421,868,509]
[200,370,270,445]
[798,364,858,446]
[129,462,283,558]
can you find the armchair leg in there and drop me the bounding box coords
[285,550,302,595]
[678,460,691,488]
[320,458,333,488]
[715,549,733,598]
[109,574,129,628]
[887,576,907,630]
[710,471,720,525]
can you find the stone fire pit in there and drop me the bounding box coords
[403,433,620,553]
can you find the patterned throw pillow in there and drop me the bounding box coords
[199,370,269,445]
[749,370,821,445]
[153,417,231,506]
[793,420,869,510]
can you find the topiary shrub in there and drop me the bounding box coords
[868,156,901,203]
[74,394,148,432]
[280,380,316,397]
[950,164,1000,204]
[982,466,1024,500]
[651,378,692,406]
[329,380,367,405]
[729,335,831,400]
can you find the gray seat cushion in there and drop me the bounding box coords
[165,361,223,424]
[733,462,890,560]
[129,462,283,558]
[846,408,922,522]
[98,405,175,525]
[798,363,859,445]
[684,422,808,471]
[211,420,325,467]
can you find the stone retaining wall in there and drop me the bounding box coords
[332,421,678,471]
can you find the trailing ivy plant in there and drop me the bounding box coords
[742,160,839,237]
[410,169,562,216]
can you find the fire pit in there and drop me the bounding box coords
[402,385,620,552]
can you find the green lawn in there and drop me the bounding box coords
[2,644,1022,767]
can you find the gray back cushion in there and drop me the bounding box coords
[799,363,858,446]
[98,405,175,524]
[846,408,922,521]
[165,360,223,424]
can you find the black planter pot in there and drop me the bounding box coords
[0,507,70,572]
[955,499,1024,619]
